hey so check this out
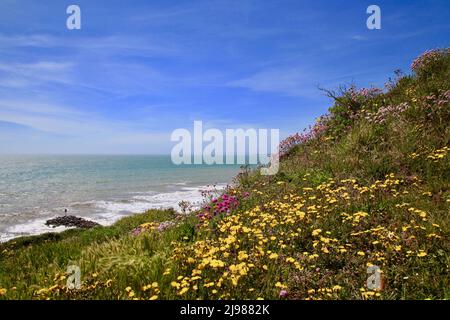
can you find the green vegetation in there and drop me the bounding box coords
[1,48,449,300]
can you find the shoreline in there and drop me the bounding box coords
[0,183,228,244]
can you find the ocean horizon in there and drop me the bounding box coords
[0,154,242,242]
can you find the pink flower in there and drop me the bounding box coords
[279,290,288,298]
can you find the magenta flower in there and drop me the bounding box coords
[279,290,288,298]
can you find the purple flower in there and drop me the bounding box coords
[279,290,288,298]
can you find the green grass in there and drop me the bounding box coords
[0,209,191,299]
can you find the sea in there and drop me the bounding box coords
[0,155,241,242]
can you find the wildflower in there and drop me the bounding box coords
[187,257,195,264]
[279,290,288,298]
[285,257,295,263]
[417,250,427,257]
[178,287,189,295]
[238,251,249,261]
[149,295,158,300]
[268,253,279,259]
[357,251,365,256]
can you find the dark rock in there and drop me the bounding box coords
[45,215,100,229]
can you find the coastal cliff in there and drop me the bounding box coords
[1,49,449,300]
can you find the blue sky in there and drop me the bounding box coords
[0,0,448,154]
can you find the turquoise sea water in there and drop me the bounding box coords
[0,155,241,242]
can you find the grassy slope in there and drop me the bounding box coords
[0,49,449,300]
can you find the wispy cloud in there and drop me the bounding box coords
[0,97,173,154]
[228,66,313,97]
[0,33,179,58]
[0,61,74,88]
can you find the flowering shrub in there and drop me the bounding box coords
[411,48,449,77]
[366,102,411,124]
[348,86,383,101]
[419,89,450,118]
[279,115,330,157]
[196,193,239,222]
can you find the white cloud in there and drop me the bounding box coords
[0,61,74,88]
[0,97,174,154]
[228,66,317,97]
[0,33,178,57]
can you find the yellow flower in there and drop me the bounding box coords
[417,250,427,257]
[0,288,6,296]
[312,229,322,236]
[238,251,249,261]
[178,287,189,295]
[357,251,365,256]
[149,295,158,300]
[268,253,279,259]
[332,285,342,291]
[186,257,195,264]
